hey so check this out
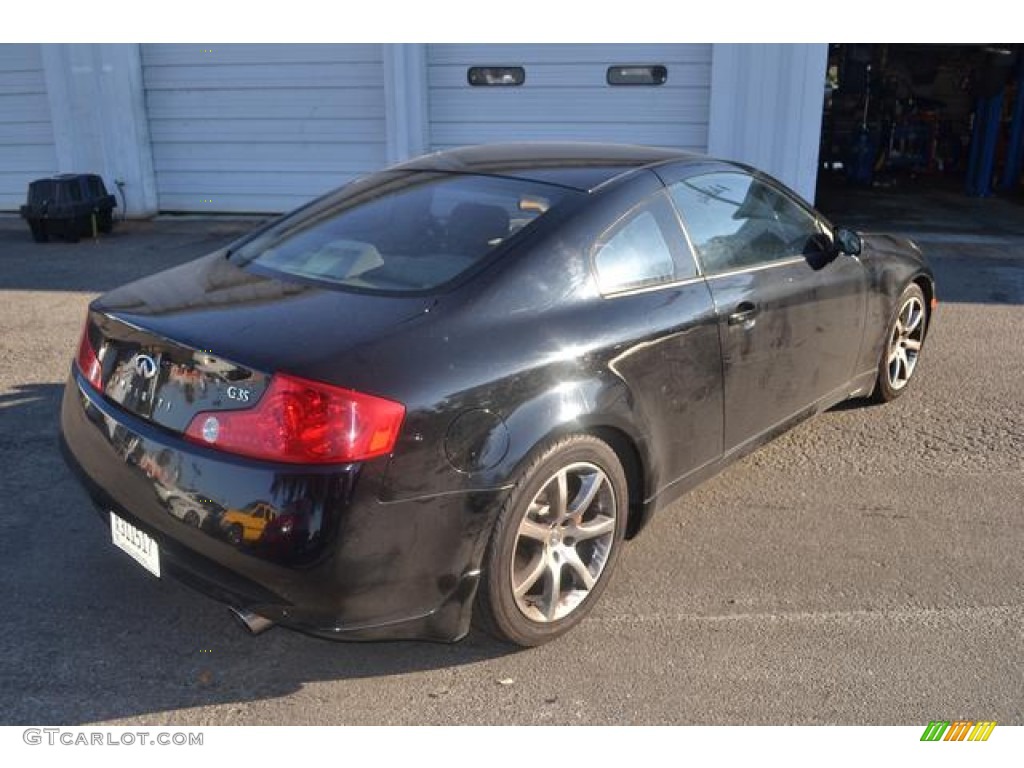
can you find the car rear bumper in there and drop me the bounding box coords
[59,369,505,641]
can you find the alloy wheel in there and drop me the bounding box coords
[510,461,617,623]
[887,295,925,390]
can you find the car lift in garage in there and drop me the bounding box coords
[966,47,1022,197]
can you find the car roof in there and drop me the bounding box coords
[395,142,706,192]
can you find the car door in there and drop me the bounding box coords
[587,188,724,493]
[660,167,867,450]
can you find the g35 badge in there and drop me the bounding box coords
[226,385,251,403]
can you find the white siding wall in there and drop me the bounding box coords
[427,44,712,151]
[141,44,388,213]
[708,44,828,202]
[0,45,57,211]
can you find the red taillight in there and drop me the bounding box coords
[76,321,104,392]
[184,373,405,464]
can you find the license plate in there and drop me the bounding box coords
[110,512,161,578]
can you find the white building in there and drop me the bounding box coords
[0,44,827,216]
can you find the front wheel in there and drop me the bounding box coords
[474,435,628,646]
[872,283,928,403]
[224,523,244,546]
[97,210,114,234]
[63,219,81,243]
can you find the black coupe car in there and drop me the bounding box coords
[60,143,934,646]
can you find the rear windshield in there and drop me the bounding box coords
[231,171,577,294]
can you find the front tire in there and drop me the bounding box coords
[872,283,928,403]
[63,219,81,243]
[225,523,244,546]
[474,435,628,646]
[97,210,114,234]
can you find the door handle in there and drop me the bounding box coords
[727,301,758,326]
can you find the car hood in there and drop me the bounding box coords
[94,251,437,382]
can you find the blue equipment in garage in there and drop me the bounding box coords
[1001,54,1024,191]
[966,47,1015,197]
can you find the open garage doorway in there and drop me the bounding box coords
[816,44,1024,239]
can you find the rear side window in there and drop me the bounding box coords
[232,173,576,294]
[591,194,694,295]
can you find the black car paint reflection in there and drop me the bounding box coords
[59,143,934,642]
[78,387,351,568]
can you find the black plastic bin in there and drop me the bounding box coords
[19,174,117,243]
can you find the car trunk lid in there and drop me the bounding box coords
[83,251,434,433]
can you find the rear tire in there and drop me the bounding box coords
[474,435,628,647]
[29,221,49,243]
[872,283,928,403]
[63,220,80,243]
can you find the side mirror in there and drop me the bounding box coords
[835,227,862,256]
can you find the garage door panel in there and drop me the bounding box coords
[154,159,379,176]
[0,171,42,209]
[147,88,386,120]
[142,44,383,67]
[427,44,712,65]
[153,141,386,169]
[1,144,62,172]
[0,44,46,70]
[156,192,324,214]
[154,175,352,213]
[142,43,386,213]
[0,70,54,95]
[154,156,383,176]
[432,122,708,151]
[155,170,354,196]
[148,118,386,145]
[429,89,710,124]
[0,44,57,212]
[0,93,53,123]
[144,62,384,90]
[0,121,57,145]
[428,62,712,89]
[426,44,712,153]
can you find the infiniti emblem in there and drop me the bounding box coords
[133,354,158,379]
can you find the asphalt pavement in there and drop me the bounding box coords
[0,212,1021,725]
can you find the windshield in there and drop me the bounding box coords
[231,171,578,294]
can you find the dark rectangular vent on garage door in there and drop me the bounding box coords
[607,65,668,86]
[467,67,526,86]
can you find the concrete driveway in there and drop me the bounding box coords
[0,213,1021,725]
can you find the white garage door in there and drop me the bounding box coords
[141,44,387,213]
[427,44,712,152]
[0,45,58,212]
